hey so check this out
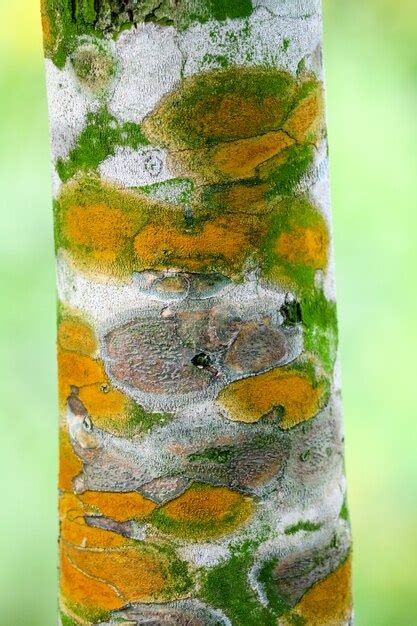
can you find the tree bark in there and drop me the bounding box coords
[41,1,353,624]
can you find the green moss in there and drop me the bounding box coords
[302,288,338,374]
[202,52,231,68]
[202,542,277,625]
[257,556,292,615]
[262,143,313,196]
[42,0,254,67]
[188,446,234,464]
[339,497,350,521]
[137,178,194,208]
[127,403,174,434]
[60,612,81,626]
[63,601,109,625]
[209,0,253,21]
[153,543,194,597]
[56,108,149,183]
[284,520,322,535]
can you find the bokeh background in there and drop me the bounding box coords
[1,1,416,624]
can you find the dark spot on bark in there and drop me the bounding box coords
[280,299,302,326]
[191,352,212,369]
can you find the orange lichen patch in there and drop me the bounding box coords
[276,224,329,269]
[218,182,270,214]
[57,348,105,400]
[283,87,324,143]
[211,131,295,180]
[195,94,289,143]
[59,428,83,492]
[291,556,352,625]
[56,176,161,278]
[134,215,258,273]
[142,68,297,149]
[65,543,171,601]
[64,203,137,253]
[217,367,326,428]
[150,483,254,540]
[60,494,128,549]
[59,491,191,614]
[58,319,97,356]
[78,383,128,421]
[60,547,123,614]
[79,491,157,522]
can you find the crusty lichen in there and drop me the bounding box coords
[44,9,351,624]
[217,360,329,427]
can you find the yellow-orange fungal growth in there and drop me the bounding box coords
[78,383,127,421]
[208,182,270,214]
[151,483,254,540]
[142,69,297,150]
[194,93,290,143]
[217,367,326,428]
[133,216,259,273]
[56,177,160,278]
[60,547,123,615]
[283,87,324,143]
[59,428,83,492]
[57,348,105,401]
[64,543,176,602]
[58,318,97,356]
[211,131,295,180]
[79,490,157,522]
[40,0,58,57]
[59,492,191,621]
[276,224,329,269]
[65,203,137,255]
[290,556,353,625]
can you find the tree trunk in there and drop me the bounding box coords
[41,1,353,624]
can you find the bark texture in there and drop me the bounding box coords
[41,1,353,624]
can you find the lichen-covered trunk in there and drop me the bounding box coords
[41,1,352,624]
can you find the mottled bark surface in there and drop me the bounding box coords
[41,1,352,624]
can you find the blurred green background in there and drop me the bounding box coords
[0,1,416,624]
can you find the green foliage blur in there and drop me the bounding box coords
[0,1,416,624]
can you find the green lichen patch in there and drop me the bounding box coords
[339,497,350,521]
[257,556,293,616]
[284,521,322,535]
[127,403,174,435]
[260,143,314,197]
[60,612,81,626]
[56,108,149,183]
[137,178,194,208]
[202,542,277,625]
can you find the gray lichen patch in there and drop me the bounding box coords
[71,40,115,92]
